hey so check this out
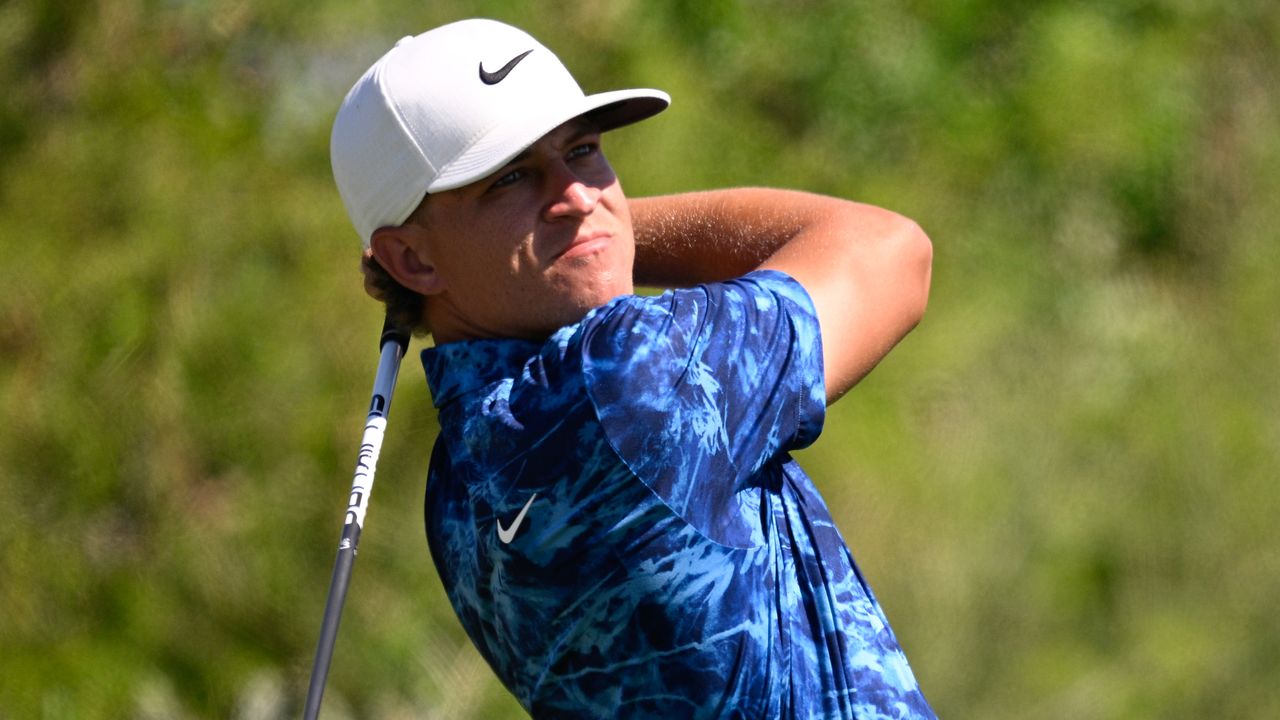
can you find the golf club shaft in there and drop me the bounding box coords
[304,317,410,720]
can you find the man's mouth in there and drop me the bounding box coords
[556,231,611,260]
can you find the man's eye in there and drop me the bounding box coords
[489,169,524,191]
[567,142,598,160]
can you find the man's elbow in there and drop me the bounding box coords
[898,218,933,330]
[856,210,932,334]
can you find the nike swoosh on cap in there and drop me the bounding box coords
[479,49,533,85]
[496,492,538,544]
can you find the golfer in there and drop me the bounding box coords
[331,18,937,719]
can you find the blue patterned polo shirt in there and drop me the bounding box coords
[421,270,935,719]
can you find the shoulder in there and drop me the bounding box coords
[567,271,826,547]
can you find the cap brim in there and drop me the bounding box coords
[583,90,670,132]
[426,88,670,194]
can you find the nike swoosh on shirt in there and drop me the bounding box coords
[496,492,538,544]
[479,50,533,85]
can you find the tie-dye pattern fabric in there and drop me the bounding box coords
[421,270,936,719]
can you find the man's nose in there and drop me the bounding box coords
[543,164,601,220]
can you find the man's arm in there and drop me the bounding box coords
[630,188,932,403]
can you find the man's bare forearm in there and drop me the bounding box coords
[631,188,882,287]
[631,189,801,287]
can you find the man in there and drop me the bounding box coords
[331,18,936,719]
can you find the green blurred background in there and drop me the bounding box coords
[2,0,1277,717]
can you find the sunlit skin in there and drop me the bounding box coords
[370,119,636,345]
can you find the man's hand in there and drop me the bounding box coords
[630,189,932,403]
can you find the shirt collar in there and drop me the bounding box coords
[421,337,542,409]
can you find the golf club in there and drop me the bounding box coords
[303,315,410,720]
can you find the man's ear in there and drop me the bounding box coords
[369,224,446,296]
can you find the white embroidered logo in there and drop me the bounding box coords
[496,493,538,544]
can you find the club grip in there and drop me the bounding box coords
[380,315,410,354]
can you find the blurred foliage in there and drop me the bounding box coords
[2,0,1278,718]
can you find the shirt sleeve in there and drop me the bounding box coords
[579,269,826,547]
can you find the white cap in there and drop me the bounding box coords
[331,18,670,247]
